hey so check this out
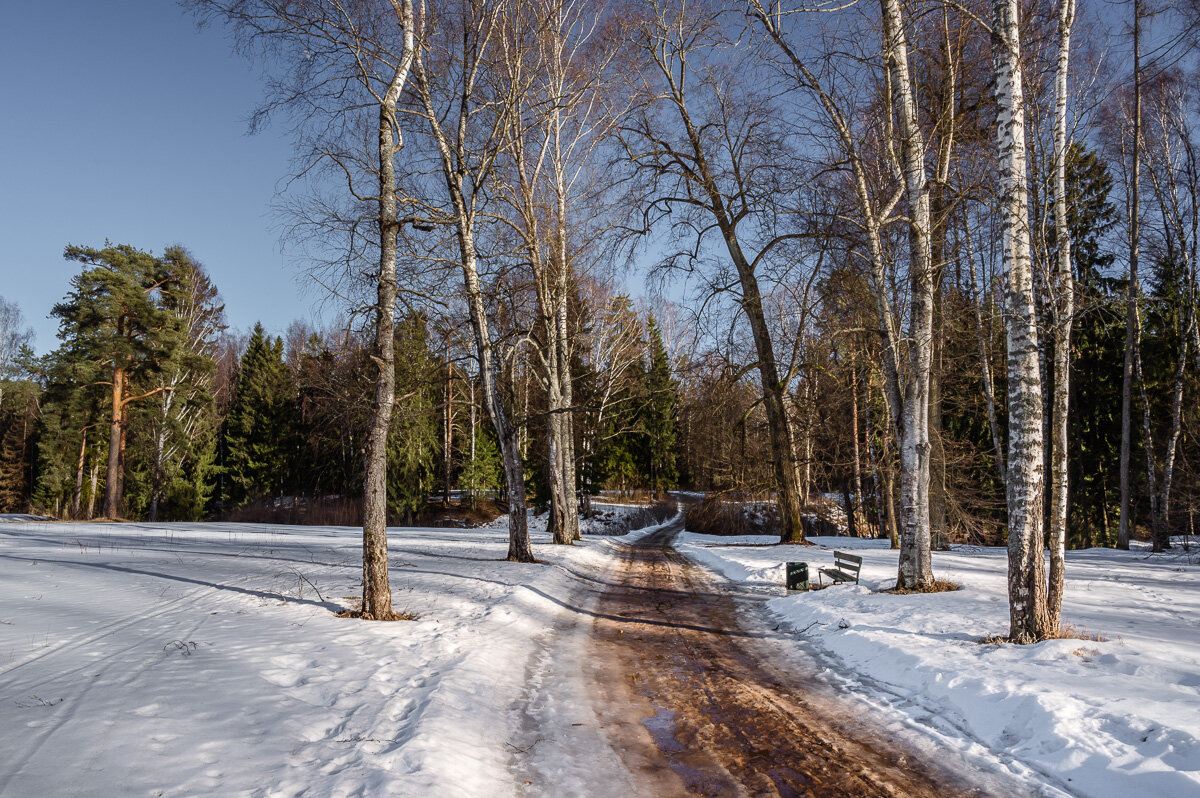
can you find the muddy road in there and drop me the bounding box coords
[585,515,999,797]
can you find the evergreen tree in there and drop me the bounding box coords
[642,317,679,495]
[0,381,39,512]
[388,313,439,523]
[224,323,294,505]
[1061,146,1124,546]
[126,247,223,520]
[458,422,501,508]
[53,244,182,518]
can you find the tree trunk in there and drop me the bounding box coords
[558,299,580,542]
[1047,0,1076,630]
[104,366,125,519]
[444,345,453,505]
[994,0,1051,642]
[361,1,415,620]
[72,428,87,519]
[87,464,99,519]
[850,354,865,535]
[1118,0,1143,551]
[881,0,935,589]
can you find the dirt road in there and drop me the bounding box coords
[586,515,996,797]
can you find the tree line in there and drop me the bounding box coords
[0,264,683,523]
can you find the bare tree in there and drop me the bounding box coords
[749,1,937,585]
[1118,0,1145,551]
[189,0,419,618]
[494,0,621,543]
[623,0,811,543]
[411,0,535,562]
[0,297,34,414]
[1045,0,1077,631]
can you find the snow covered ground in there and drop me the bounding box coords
[479,501,667,537]
[0,517,671,797]
[676,532,1200,797]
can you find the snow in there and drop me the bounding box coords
[479,501,669,537]
[0,515,673,797]
[675,532,1200,797]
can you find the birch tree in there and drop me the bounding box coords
[1046,0,1076,630]
[993,0,1051,642]
[189,0,419,618]
[412,0,535,562]
[494,0,621,544]
[749,0,937,585]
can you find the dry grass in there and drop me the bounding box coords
[220,496,504,528]
[335,598,418,621]
[981,624,1107,646]
[886,579,960,595]
[684,493,780,536]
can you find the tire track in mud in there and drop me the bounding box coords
[587,516,999,797]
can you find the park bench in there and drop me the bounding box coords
[818,551,862,586]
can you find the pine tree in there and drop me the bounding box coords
[126,247,223,521]
[53,244,182,518]
[224,323,294,505]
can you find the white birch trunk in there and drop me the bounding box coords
[1047,0,1076,630]
[994,0,1050,641]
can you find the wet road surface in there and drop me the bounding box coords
[585,515,995,797]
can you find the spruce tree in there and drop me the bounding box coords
[388,313,439,524]
[642,317,679,495]
[224,323,294,505]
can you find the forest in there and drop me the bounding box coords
[1,0,1199,642]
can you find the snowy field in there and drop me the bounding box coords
[676,532,1200,798]
[0,517,670,797]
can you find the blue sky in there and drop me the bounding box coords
[0,1,319,353]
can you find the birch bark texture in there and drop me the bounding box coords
[880,0,936,590]
[362,0,417,620]
[1047,0,1076,630]
[993,0,1051,642]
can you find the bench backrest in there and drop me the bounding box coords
[833,551,863,573]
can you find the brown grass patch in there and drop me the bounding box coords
[981,625,1107,646]
[335,598,418,621]
[886,579,960,595]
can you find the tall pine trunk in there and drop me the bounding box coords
[104,366,125,519]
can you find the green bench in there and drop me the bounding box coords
[818,551,862,586]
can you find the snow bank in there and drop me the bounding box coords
[481,502,678,538]
[0,519,643,797]
[675,533,1200,798]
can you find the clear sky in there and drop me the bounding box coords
[0,0,321,353]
